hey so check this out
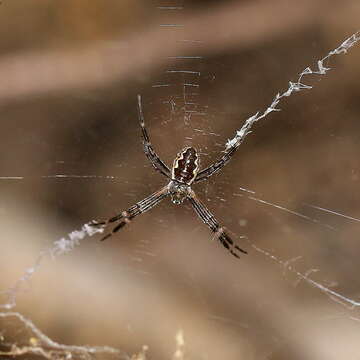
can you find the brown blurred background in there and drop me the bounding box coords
[1,0,360,359]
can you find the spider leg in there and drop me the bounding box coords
[91,185,169,241]
[138,94,171,178]
[188,191,247,258]
[194,144,238,183]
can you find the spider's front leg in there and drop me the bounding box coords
[188,191,247,258]
[137,95,171,179]
[91,185,169,241]
[195,144,238,183]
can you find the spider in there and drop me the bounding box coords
[91,95,247,258]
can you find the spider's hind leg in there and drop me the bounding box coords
[188,191,247,258]
[213,227,247,258]
[90,185,170,242]
[90,211,132,241]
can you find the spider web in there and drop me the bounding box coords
[1,1,360,359]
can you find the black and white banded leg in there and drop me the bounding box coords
[137,94,171,179]
[194,144,239,183]
[188,192,247,258]
[91,186,169,241]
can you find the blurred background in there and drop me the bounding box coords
[0,0,360,359]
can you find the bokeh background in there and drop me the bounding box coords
[1,0,360,359]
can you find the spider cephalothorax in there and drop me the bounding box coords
[90,95,247,258]
[168,180,191,204]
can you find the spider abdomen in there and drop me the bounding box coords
[172,147,199,185]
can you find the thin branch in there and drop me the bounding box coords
[0,312,129,359]
[0,0,341,103]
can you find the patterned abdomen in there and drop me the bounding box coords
[172,147,199,185]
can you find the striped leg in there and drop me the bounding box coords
[91,185,169,241]
[138,95,171,178]
[194,145,238,183]
[188,192,247,258]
